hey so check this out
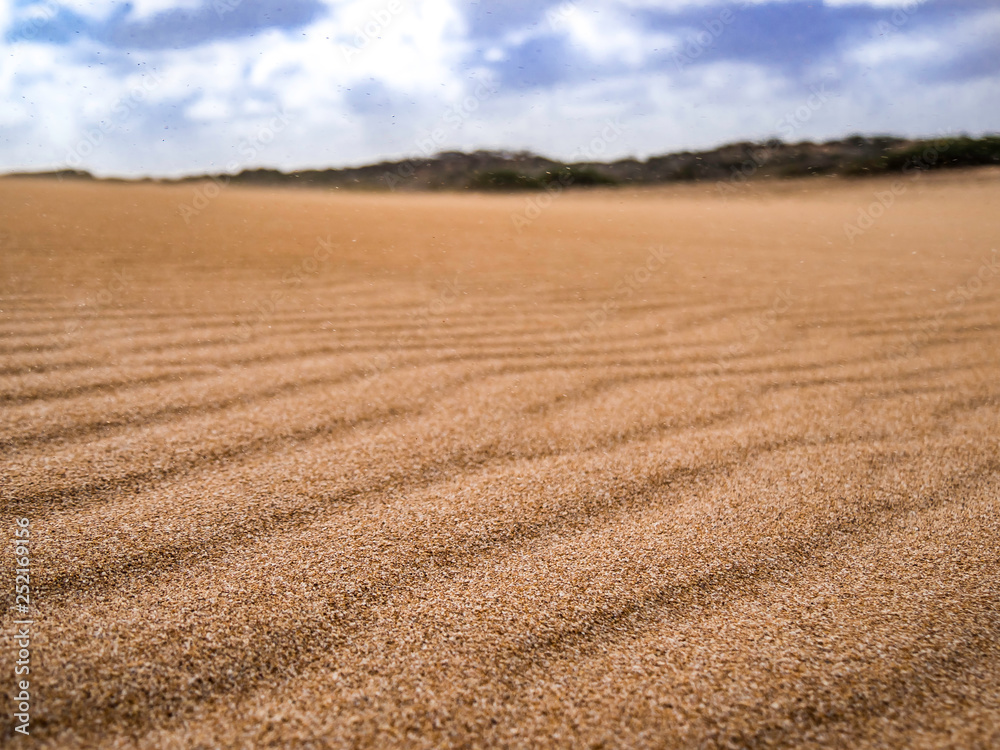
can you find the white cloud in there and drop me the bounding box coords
[847,31,940,67]
[847,6,1000,70]
[185,95,234,121]
[562,4,680,67]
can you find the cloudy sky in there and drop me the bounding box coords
[1,0,998,177]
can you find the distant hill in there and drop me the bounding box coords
[8,135,999,191]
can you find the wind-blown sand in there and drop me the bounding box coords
[1,171,999,748]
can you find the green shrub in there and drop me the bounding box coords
[846,136,1000,175]
[468,170,544,190]
[468,166,618,191]
[543,166,618,187]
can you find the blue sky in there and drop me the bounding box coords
[1,0,997,177]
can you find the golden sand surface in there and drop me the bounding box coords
[1,171,999,748]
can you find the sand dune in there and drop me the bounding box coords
[1,171,999,748]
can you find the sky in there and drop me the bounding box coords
[1,0,998,178]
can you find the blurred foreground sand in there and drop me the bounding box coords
[1,171,999,748]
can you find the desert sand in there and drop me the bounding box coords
[1,170,999,748]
